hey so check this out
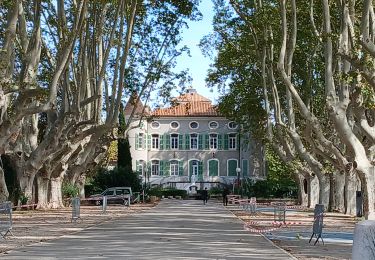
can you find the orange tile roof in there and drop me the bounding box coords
[124,90,219,117]
[173,92,211,103]
[154,91,219,117]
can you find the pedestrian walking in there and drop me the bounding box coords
[202,187,208,205]
[222,187,229,206]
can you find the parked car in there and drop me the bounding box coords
[88,187,133,205]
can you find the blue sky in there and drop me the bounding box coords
[174,0,218,103]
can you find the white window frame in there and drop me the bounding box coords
[209,121,219,129]
[152,134,159,150]
[189,121,199,130]
[151,160,160,176]
[170,160,179,176]
[137,160,144,176]
[209,133,218,150]
[190,133,198,150]
[191,160,199,176]
[228,133,237,150]
[170,134,179,150]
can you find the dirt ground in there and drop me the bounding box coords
[0,203,156,254]
[0,201,356,259]
[229,204,357,260]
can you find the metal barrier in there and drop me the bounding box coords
[0,201,13,238]
[273,202,286,223]
[102,196,107,213]
[227,195,240,204]
[71,197,81,223]
[123,195,130,207]
[309,204,324,245]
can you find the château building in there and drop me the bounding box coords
[124,88,265,193]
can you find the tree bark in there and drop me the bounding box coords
[310,175,319,208]
[49,177,64,209]
[345,170,357,215]
[331,171,345,213]
[0,167,9,202]
[36,175,49,209]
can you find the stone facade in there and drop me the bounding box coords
[125,89,265,193]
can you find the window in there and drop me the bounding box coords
[137,133,144,150]
[228,121,238,129]
[229,133,237,150]
[209,121,218,129]
[227,159,238,176]
[151,121,160,129]
[152,134,159,149]
[136,160,144,176]
[189,121,199,129]
[190,133,198,150]
[170,121,179,129]
[208,159,219,176]
[191,160,199,176]
[151,160,160,175]
[170,160,179,176]
[170,134,179,150]
[103,189,114,196]
[209,133,218,149]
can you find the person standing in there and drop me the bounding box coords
[202,187,208,205]
[222,187,229,206]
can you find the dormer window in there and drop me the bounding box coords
[228,121,238,129]
[170,121,179,129]
[209,121,218,129]
[189,121,199,129]
[151,121,160,129]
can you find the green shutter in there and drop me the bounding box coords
[209,160,218,176]
[165,161,170,176]
[147,161,151,175]
[198,161,203,181]
[228,160,237,176]
[136,160,139,172]
[185,134,190,150]
[147,134,151,149]
[198,134,203,150]
[242,159,248,177]
[179,134,183,150]
[205,134,209,149]
[224,134,229,150]
[159,135,164,150]
[135,134,139,150]
[178,161,184,176]
[159,161,164,176]
[189,160,193,180]
[165,134,170,150]
[218,134,223,150]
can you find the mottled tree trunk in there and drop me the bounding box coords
[49,177,64,208]
[318,174,330,209]
[36,175,49,209]
[331,171,345,213]
[294,173,308,207]
[345,170,357,215]
[360,169,375,220]
[18,172,35,203]
[76,174,86,199]
[0,167,9,202]
[309,176,319,208]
